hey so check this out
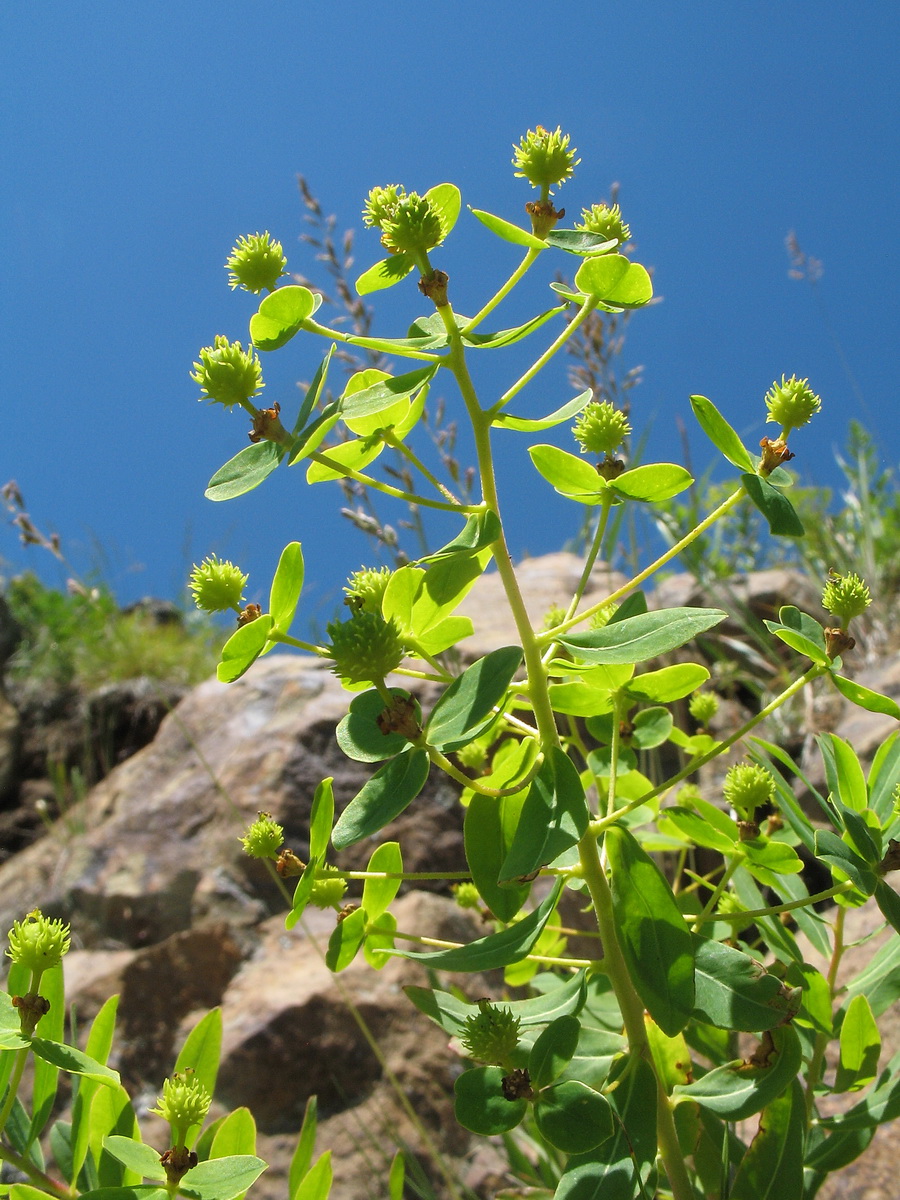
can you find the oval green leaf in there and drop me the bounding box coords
[331,748,430,849]
[356,252,415,295]
[574,255,653,307]
[250,286,316,350]
[336,688,420,763]
[425,646,524,752]
[529,1015,581,1089]
[529,444,606,501]
[205,441,283,502]
[454,1066,528,1135]
[610,463,693,503]
[534,1080,614,1154]
[469,207,546,249]
[689,395,756,472]
[217,615,273,684]
[269,541,303,632]
[558,607,727,665]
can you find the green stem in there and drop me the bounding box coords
[542,495,613,670]
[427,745,543,797]
[300,317,442,363]
[540,484,748,643]
[306,450,477,514]
[0,1145,68,1198]
[0,1046,29,1138]
[383,431,461,504]
[695,880,854,924]
[461,247,543,334]
[805,906,845,1121]
[491,295,599,414]
[590,662,826,834]
[691,854,744,930]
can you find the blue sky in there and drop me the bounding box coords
[3,3,898,627]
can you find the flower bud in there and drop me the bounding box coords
[239,812,284,860]
[150,1070,211,1142]
[764,375,821,434]
[189,555,248,614]
[573,401,631,456]
[192,336,263,408]
[362,185,405,230]
[822,571,871,625]
[689,691,719,726]
[309,865,348,909]
[512,126,579,193]
[344,566,392,615]
[577,203,631,248]
[326,611,405,686]
[461,1001,521,1067]
[7,911,71,978]
[381,193,443,256]
[226,232,288,294]
[452,881,482,910]
[723,763,775,822]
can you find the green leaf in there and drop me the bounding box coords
[268,542,303,633]
[674,1025,803,1120]
[660,805,737,854]
[285,857,320,931]
[534,1080,614,1155]
[574,255,653,307]
[555,1057,657,1200]
[741,474,805,536]
[741,837,803,886]
[287,402,341,466]
[217,615,273,684]
[415,615,473,656]
[355,252,415,295]
[30,1040,119,1085]
[692,936,800,1032]
[415,510,501,562]
[341,364,437,421]
[288,1097,317,1198]
[410,548,491,635]
[30,961,64,1140]
[292,347,333,435]
[364,909,396,969]
[829,672,900,718]
[361,841,402,923]
[805,1124,875,1173]
[389,879,563,971]
[388,1151,404,1200]
[250,285,316,350]
[545,229,619,256]
[454,1066,528,1135]
[631,706,673,749]
[558,607,727,665]
[325,905,368,972]
[180,1155,268,1200]
[610,463,694,503]
[336,689,419,762]
[606,824,694,1035]
[766,627,830,666]
[205,441,284,502]
[405,970,587,1037]
[529,1015,581,1089]
[463,307,566,349]
[331,749,430,849]
[103,1138,166,1182]
[425,182,461,239]
[469,208,546,249]
[814,829,877,894]
[529,444,606,501]
[729,1081,804,1200]
[292,1151,332,1200]
[306,437,384,483]
[500,749,589,882]
[309,778,334,862]
[465,791,530,922]
[874,880,900,936]
[835,994,880,1093]
[425,646,523,752]
[209,1108,257,1158]
[689,395,756,472]
[492,389,592,432]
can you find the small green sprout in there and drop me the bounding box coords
[689,691,719,726]
[225,232,288,294]
[452,881,483,910]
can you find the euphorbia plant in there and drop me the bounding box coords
[187,127,900,1199]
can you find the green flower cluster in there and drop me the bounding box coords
[512,125,579,193]
[344,566,392,614]
[363,186,442,256]
[150,1070,211,1141]
[7,911,71,977]
[326,611,405,686]
[225,232,288,294]
[723,763,775,822]
[239,812,284,860]
[461,1001,521,1067]
[192,336,263,408]
[577,202,631,247]
[822,571,871,625]
[189,555,248,614]
[765,375,821,434]
[573,401,631,456]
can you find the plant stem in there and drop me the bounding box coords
[306,450,477,513]
[427,745,543,797]
[540,484,748,643]
[301,317,442,363]
[805,906,846,1121]
[383,431,461,505]
[461,246,543,334]
[491,295,599,414]
[694,880,854,924]
[0,1046,29,1137]
[691,854,744,930]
